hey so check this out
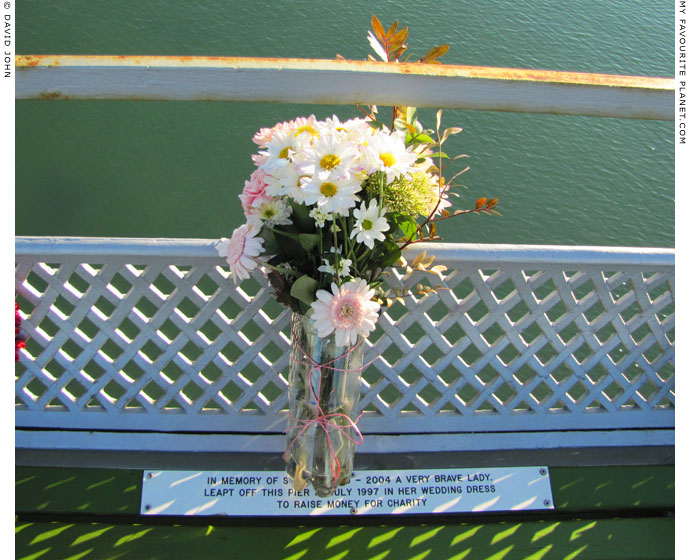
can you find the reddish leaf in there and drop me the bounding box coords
[390,28,409,47]
[475,197,487,209]
[371,15,386,43]
[421,44,449,63]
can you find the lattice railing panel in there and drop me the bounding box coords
[15,238,674,435]
[359,264,674,433]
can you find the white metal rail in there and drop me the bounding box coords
[15,55,674,120]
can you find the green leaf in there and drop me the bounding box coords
[258,227,281,258]
[272,228,300,241]
[290,275,319,306]
[412,133,435,144]
[271,227,309,265]
[263,260,300,277]
[290,201,315,231]
[266,270,300,312]
[398,217,418,242]
[379,242,402,268]
[298,233,321,252]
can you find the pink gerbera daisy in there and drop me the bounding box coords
[311,279,380,347]
[217,224,264,284]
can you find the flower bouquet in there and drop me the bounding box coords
[218,16,498,497]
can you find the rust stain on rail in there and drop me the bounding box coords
[38,92,66,100]
[15,54,673,90]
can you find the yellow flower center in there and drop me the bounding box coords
[380,153,396,167]
[320,182,338,197]
[320,154,341,170]
[340,303,355,318]
[293,125,319,138]
[362,219,374,231]
[279,147,291,159]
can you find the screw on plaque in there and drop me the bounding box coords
[350,508,358,515]
[147,472,153,479]
[144,504,151,511]
[539,468,547,476]
[543,499,551,507]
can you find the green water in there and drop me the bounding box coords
[15,0,675,248]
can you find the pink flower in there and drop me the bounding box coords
[252,126,276,148]
[217,224,264,284]
[15,302,25,362]
[251,115,318,147]
[311,279,380,347]
[239,169,272,217]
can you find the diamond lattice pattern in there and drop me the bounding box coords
[15,254,674,434]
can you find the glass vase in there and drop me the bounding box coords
[284,311,365,497]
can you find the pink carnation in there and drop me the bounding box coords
[239,169,272,217]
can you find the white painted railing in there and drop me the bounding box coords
[15,237,674,464]
[15,55,674,120]
[15,55,675,467]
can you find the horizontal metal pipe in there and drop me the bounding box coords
[15,236,675,268]
[15,55,674,120]
[15,428,674,457]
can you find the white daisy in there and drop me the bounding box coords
[299,131,358,178]
[361,129,419,183]
[248,197,293,227]
[340,117,375,144]
[259,128,308,172]
[302,173,361,215]
[262,159,304,198]
[217,224,264,284]
[350,199,390,249]
[310,279,381,347]
[291,118,321,141]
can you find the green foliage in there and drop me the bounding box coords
[298,233,321,252]
[289,200,315,231]
[290,275,319,306]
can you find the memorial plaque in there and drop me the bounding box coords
[141,466,554,516]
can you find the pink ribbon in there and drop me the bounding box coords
[284,338,378,491]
